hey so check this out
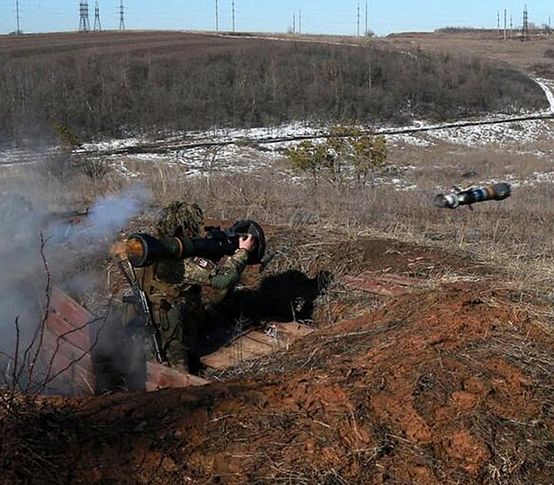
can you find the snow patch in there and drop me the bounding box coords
[533,77,554,112]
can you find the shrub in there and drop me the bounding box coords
[287,125,389,190]
[0,37,546,145]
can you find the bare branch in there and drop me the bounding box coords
[11,317,20,393]
[25,233,52,392]
[30,307,110,394]
[37,311,109,394]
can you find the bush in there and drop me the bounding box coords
[52,123,82,151]
[287,125,389,189]
[0,38,546,145]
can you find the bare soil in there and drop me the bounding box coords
[0,31,285,60]
[4,233,552,484]
[302,30,554,74]
[2,30,553,74]
[380,31,554,73]
[1,30,554,484]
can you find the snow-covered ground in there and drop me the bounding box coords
[2,78,554,191]
[390,118,554,148]
[99,112,554,187]
[534,77,554,112]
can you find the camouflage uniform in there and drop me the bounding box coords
[135,251,249,369]
[129,202,249,371]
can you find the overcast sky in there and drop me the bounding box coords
[1,1,553,36]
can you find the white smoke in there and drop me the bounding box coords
[0,184,151,388]
[45,185,150,248]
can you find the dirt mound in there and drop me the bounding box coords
[6,279,551,484]
[1,230,553,484]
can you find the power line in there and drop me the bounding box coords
[232,1,236,33]
[9,2,554,38]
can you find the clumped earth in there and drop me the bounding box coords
[2,234,553,484]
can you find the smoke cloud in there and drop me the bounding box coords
[44,185,150,256]
[0,183,151,389]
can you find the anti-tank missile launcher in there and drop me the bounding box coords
[123,219,266,268]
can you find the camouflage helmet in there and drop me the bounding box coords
[155,201,203,238]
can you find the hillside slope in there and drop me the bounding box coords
[3,236,552,484]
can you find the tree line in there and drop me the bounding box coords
[0,41,546,146]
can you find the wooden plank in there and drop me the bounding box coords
[146,362,209,391]
[41,287,98,394]
[45,312,91,352]
[42,329,96,394]
[51,287,97,328]
[270,322,315,339]
[204,331,277,367]
[42,329,94,373]
[201,322,314,370]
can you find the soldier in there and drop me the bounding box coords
[124,201,257,373]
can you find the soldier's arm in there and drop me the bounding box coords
[183,234,255,289]
[182,249,249,289]
[210,249,249,289]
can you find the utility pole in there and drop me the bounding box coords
[299,9,302,35]
[79,1,91,32]
[522,4,529,41]
[232,1,236,33]
[215,0,219,33]
[510,15,513,40]
[503,9,507,40]
[93,1,102,31]
[119,0,125,30]
[292,13,296,34]
[15,0,21,35]
[357,4,360,37]
[365,1,368,35]
[497,10,500,36]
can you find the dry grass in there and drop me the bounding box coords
[378,31,554,73]
[2,30,554,484]
[294,30,554,73]
[4,136,554,296]
[3,105,554,341]
[3,140,554,485]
